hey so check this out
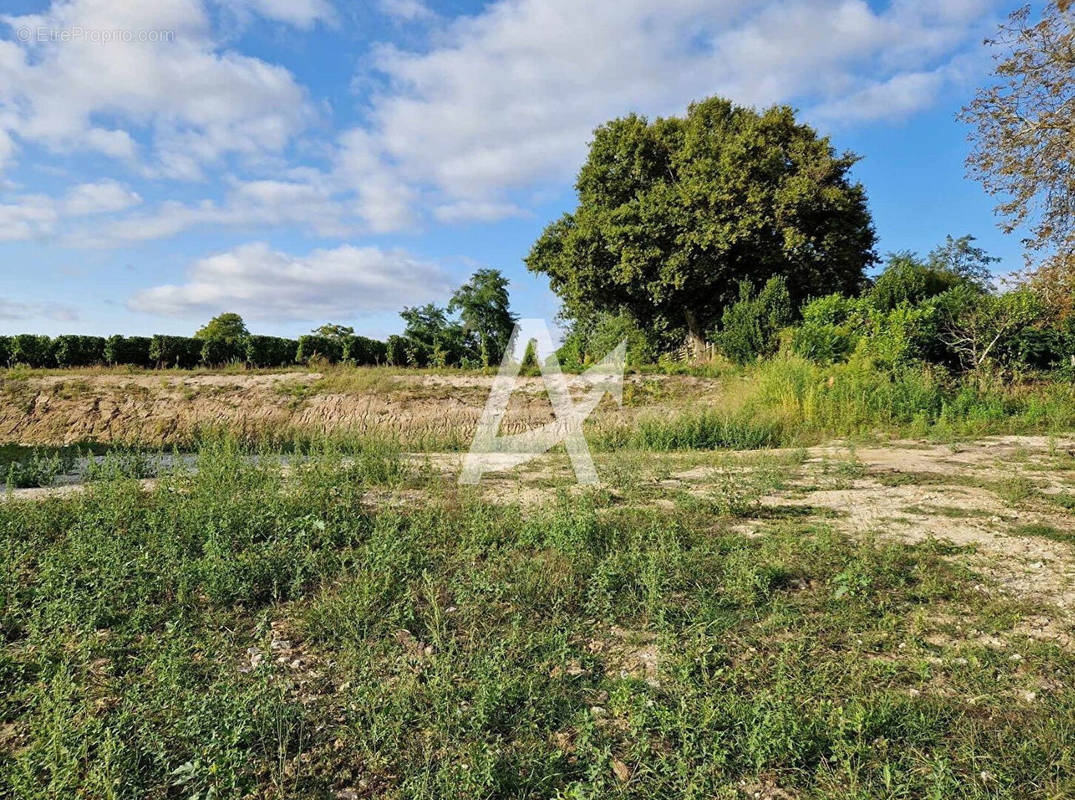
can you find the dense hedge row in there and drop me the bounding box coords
[344,335,388,366]
[10,335,52,368]
[296,335,344,365]
[0,332,391,368]
[149,336,203,369]
[105,336,153,368]
[52,335,107,367]
[245,335,298,368]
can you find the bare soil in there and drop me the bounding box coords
[0,371,647,445]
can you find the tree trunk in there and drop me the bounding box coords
[683,308,706,360]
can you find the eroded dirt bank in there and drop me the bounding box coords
[0,371,675,446]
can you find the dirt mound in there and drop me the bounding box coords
[0,371,645,446]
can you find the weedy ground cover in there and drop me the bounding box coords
[1,436,1073,798]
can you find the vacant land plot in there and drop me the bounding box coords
[1,370,1075,798]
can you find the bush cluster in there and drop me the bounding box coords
[343,335,388,366]
[149,335,203,369]
[705,243,1073,379]
[51,335,107,368]
[557,312,660,370]
[789,279,1059,374]
[296,335,344,365]
[244,335,298,368]
[105,335,153,368]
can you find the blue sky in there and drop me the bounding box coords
[0,0,1027,339]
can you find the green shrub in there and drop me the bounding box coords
[0,336,10,367]
[51,335,106,367]
[149,335,202,368]
[791,294,860,364]
[386,335,408,367]
[715,277,793,365]
[10,334,52,367]
[343,335,388,366]
[4,448,74,488]
[404,339,431,368]
[1005,326,1065,371]
[856,303,938,369]
[296,335,343,364]
[555,330,586,371]
[557,312,660,369]
[244,335,298,368]
[200,338,244,367]
[105,335,153,367]
[868,253,967,312]
[589,313,655,367]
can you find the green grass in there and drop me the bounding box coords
[1,437,1074,798]
[581,356,1075,455]
[1011,523,1075,545]
[594,408,786,452]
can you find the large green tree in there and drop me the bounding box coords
[525,97,877,352]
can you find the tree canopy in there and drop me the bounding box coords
[194,312,248,343]
[449,268,517,366]
[525,96,877,350]
[960,1,1075,267]
[311,323,355,341]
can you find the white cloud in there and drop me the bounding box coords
[335,128,418,233]
[378,0,435,22]
[0,180,141,240]
[0,299,79,321]
[216,0,337,29]
[63,180,142,215]
[337,0,999,229]
[67,171,351,246]
[127,241,452,319]
[0,195,59,241]
[0,0,311,178]
[433,200,529,224]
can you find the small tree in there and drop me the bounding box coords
[311,323,354,342]
[936,284,1044,376]
[926,235,1001,289]
[714,276,792,365]
[449,269,516,366]
[400,304,471,367]
[194,312,248,343]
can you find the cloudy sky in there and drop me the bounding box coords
[0,0,1024,338]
